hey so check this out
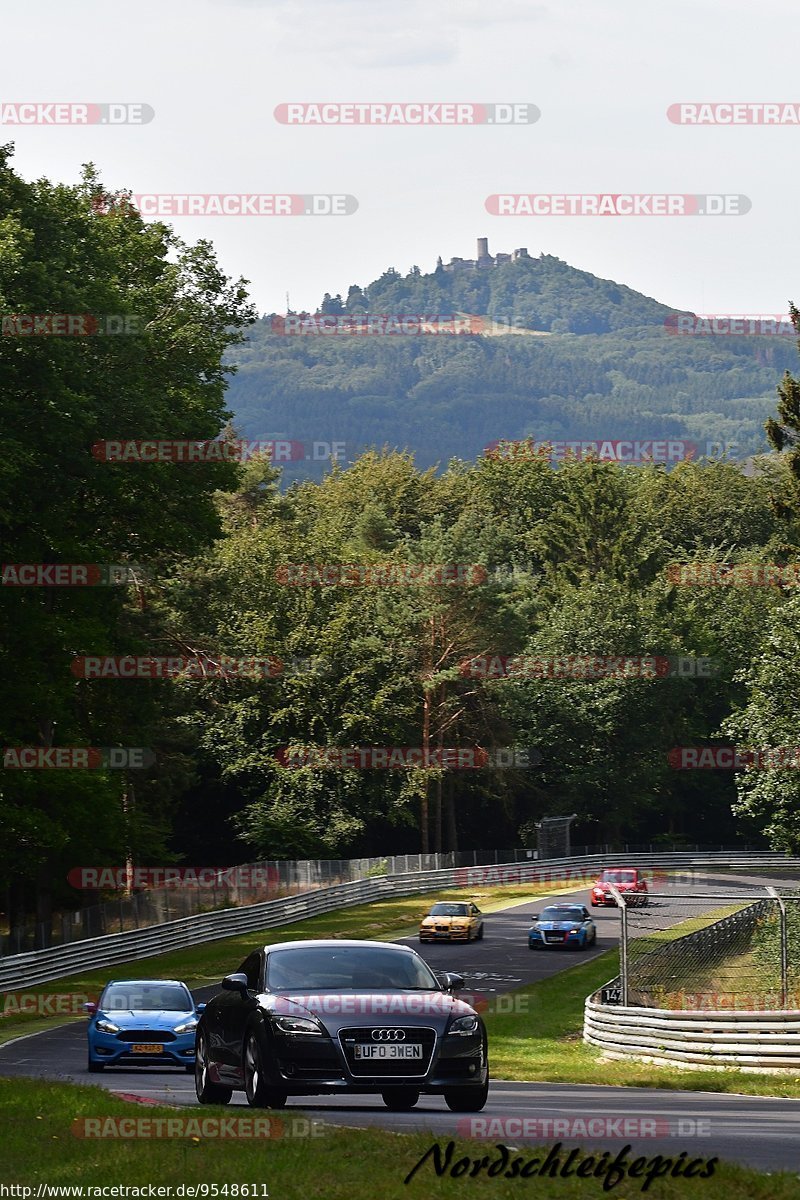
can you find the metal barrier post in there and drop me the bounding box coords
[767,887,789,1008]
[608,883,628,1005]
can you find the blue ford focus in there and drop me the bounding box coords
[528,904,597,950]
[86,979,205,1072]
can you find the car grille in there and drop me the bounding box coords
[116,1029,176,1042]
[338,1027,436,1077]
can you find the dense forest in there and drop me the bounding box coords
[5,148,800,938]
[226,254,797,475]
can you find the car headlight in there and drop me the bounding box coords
[95,1018,120,1034]
[272,1015,324,1036]
[569,928,580,934]
[173,1019,198,1034]
[448,1015,479,1036]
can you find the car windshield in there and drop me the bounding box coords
[429,903,469,916]
[101,983,193,1012]
[265,946,440,991]
[539,907,584,922]
[601,870,636,883]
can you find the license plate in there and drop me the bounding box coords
[130,1043,164,1054]
[353,1043,423,1060]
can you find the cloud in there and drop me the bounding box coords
[215,0,545,65]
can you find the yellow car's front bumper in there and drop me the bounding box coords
[419,925,472,941]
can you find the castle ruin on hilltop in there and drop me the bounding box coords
[437,238,531,273]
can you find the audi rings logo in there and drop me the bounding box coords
[371,1028,406,1041]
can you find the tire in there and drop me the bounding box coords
[87,1055,104,1073]
[184,1063,195,1073]
[381,1088,420,1111]
[244,1029,287,1109]
[195,1031,233,1105]
[477,924,484,940]
[444,1077,489,1113]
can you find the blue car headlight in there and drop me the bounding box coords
[95,1018,120,1034]
[173,1018,198,1034]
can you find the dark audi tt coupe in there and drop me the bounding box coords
[195,939,489,1111]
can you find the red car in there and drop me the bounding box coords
[590,868,648,907]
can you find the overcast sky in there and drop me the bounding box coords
[3,0,798,316]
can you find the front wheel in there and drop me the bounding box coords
[195,1032,233,1105]
[244,1029,287,1109]
[477,924,484,940]
[87,1055,104,1074]
[444,1077,489,1113]
[382,1088,420,1111]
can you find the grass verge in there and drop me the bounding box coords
[485,949,800,1098]
[0,1078,795,1198]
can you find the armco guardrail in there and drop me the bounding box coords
[584,996,800,1071]
[3,852,800,990]
[0,869,453,990]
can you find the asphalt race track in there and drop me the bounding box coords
[2,874,800,1173]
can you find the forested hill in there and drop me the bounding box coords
[318,252,676,334]
[225,253,797,472]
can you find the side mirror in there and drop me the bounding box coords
[442,972,464,993]
[221,973,250,994]
[529,914,539,922]
[84,1002,97,1016]
[195,1002,207,1014]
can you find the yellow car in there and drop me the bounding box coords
[419,901,484,943]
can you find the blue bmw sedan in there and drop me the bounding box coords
[86,979,205,1072]
[528,904,597,950]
